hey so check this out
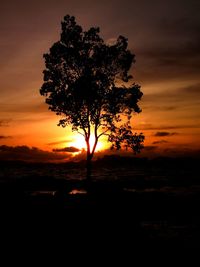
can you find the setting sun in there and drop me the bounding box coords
[69,134,106,152]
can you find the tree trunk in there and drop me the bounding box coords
[86,138,92,186]
[85,136,97,188]
[86,154,92,182]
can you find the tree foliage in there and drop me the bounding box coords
[40,15,144,179]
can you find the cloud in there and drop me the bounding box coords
[135,16,200,84]
[0,145,70,162]
[0,135,12,139]
[136,124,200,131]
[143,145,158,151]
[53,146,80,153]
[47,140,73,146]
[0,102,48,114]
[181,83,200,94]
[152,140,168,144]
[136,49,200,84]
[0,119,11,127]
[143,105,178,112]
[154,132,178,137]
[143,83,200,105]
[159,17,200,37]
[144,38,200,64]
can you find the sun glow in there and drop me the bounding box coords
[69,134,106,152]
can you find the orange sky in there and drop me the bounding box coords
[0,0,200,160]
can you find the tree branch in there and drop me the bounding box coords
[77,131,85,137]
[97,129,110,139]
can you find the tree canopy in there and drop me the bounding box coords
[40,15,144,179]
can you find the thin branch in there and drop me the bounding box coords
[97,129,110,139]
[77,131,85,137]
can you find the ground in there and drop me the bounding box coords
[0,157,199,256]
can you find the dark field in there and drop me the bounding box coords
[0,156,200,255]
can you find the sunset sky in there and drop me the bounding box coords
[0,0,200,161]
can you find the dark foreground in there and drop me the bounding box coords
[0,177,199,253]
[0,157,199,260]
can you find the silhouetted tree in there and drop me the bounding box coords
[40,15,144,182]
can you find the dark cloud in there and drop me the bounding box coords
[159,17,200,36]
[154,132,178,137]
[136,58,200,84]
[143,105,178,112]
[141,83,200,120]
[144,83,200,103]
[135,16,200,83]
[141,39,200,64]
[47,140,72,146]
[152,140,168,145]
[0,145,70,162]
[0,119,11,127]
[0,135,12,139]
[136,124,200,131]
[181,83,200,94]
[53,146,80,153]
[0,103,48,114]
[143,145,158,151]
